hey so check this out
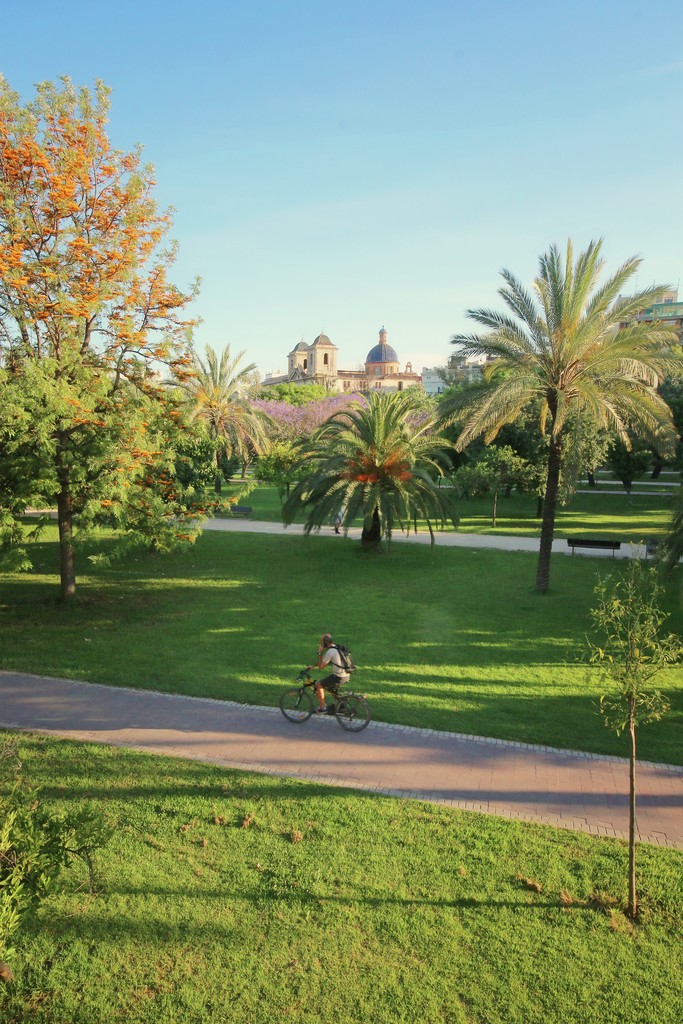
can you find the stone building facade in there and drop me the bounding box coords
[262,327,422,393]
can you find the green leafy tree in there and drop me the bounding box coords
[172,429,224,493]
[454,446,532,526]
[283,390,458,550]
[0,371,45,572]
[495,403,611,510]
[658,375,683,471]
[481,403,545,516]
[259,382,330,405]
[661,485,683,574]
[606,435,652,493]
[255,440,306,501]
[584,561,681,918]
[0,76,200,600]
[450,462,489,501]
[180,344,272,491]
[84,401,217,558]
[443,239,682,592]
[561,413,612,495]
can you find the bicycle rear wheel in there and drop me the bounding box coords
[335,694,371,732]
[279,687,314,723]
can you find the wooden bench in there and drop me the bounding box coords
[567,538,621,557]
[230,506,252,518]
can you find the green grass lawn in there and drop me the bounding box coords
[2,525,682,764]
[1,733,681,1024]
[227,481,678,542]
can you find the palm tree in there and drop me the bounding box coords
[283,390,458,548]
[442,240,682,592]
[181,345,272,492]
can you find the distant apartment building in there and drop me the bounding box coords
[447,352,492,382]
[619,288,683,342]
[420,353,495,395]
[420,367,448,396]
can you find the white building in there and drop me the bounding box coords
[421,367,448,396]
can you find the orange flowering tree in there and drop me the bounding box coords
[283,390,458,550]
[0,76,207,599]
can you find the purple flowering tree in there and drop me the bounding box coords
[253,394,364,441]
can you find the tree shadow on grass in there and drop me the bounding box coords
[30,888,610,949]
[31,779,683,817]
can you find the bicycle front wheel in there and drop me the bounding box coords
[335,694,371,732]
[279,687,314,723]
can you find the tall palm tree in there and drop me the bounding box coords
[283,390,458,548]
[442,240,682,592]
[182,345,272,492]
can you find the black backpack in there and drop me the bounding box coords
[333,644,357,674]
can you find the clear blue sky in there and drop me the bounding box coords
[4,0,682,376]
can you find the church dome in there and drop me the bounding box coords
[366,341,399,363]
[366,327,398,364]
[312,333,334,347]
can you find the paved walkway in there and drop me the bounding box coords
[203,517,645,558]
[1,671,681,849]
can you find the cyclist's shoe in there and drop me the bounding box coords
[314,706,328,715]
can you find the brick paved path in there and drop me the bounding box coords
[1,671,681,848]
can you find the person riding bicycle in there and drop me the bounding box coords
[307,633,350,714]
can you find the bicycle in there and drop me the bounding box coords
[279,670,371,732]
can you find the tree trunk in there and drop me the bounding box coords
[56,470,76,602]
[214,449,223,495]
[587,471,596,488]
[492,490,498,528]
[535,495,543,519]
[628,703,638,919]
[535,433,562,594]
[651,454,662,480]
[361,506,381,551]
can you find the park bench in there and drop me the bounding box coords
[567,537,621,557]
[230,506,252,518]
